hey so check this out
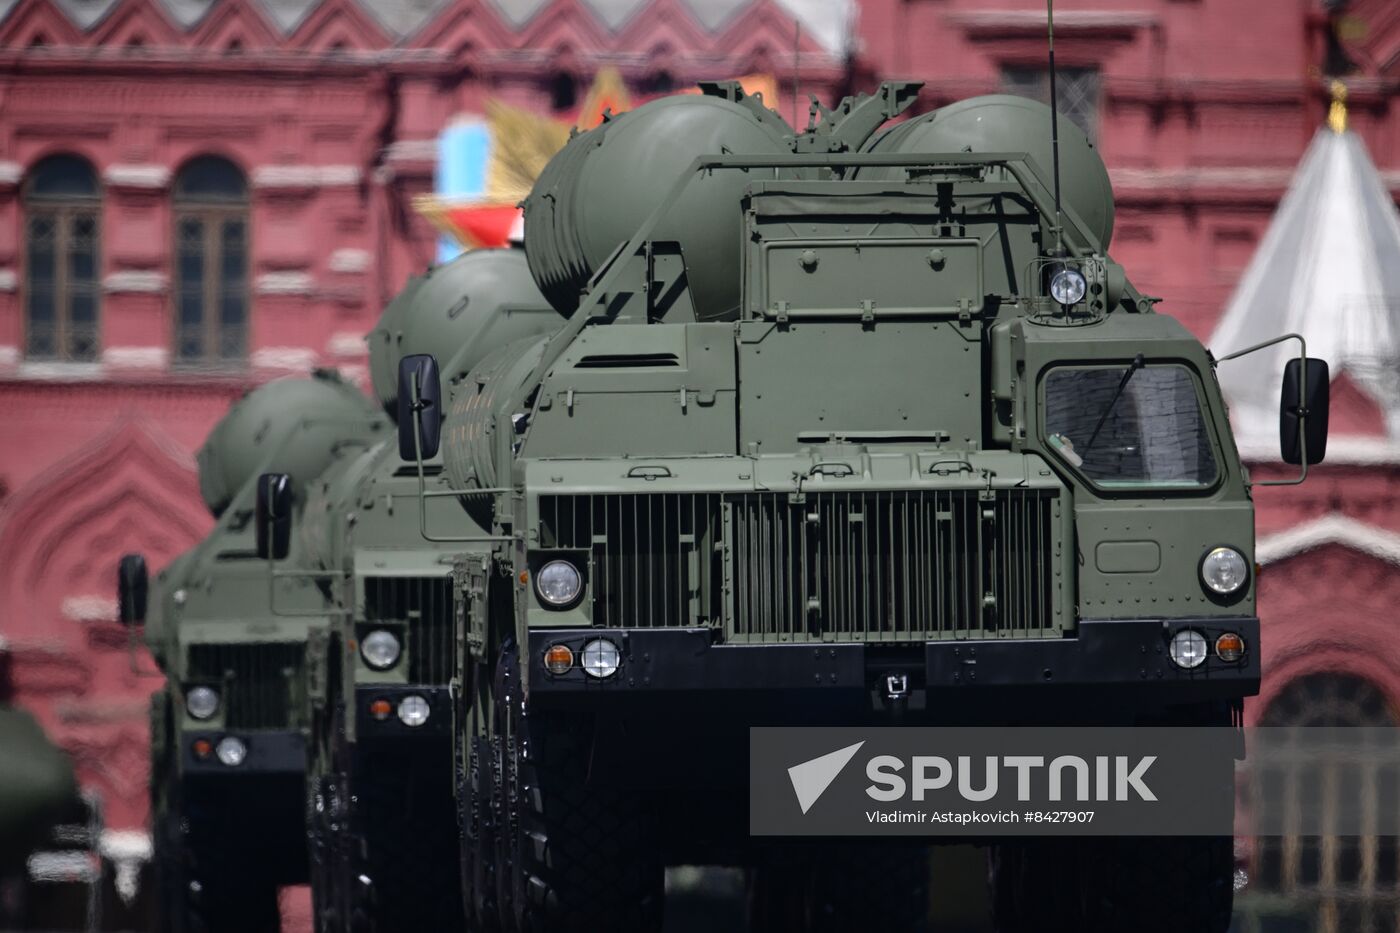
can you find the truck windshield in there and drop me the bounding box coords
[1043,364,1218,489]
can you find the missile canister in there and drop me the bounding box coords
[375,248,559,413]
[368,272,427,417]
[300,249,559,568]
[523,93,791,322]
[860,94,1115,250]
[196,371,385,516]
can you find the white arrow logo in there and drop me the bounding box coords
[787,741,866,814]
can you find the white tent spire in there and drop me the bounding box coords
[1211,92,1400,455]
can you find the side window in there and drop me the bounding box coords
[23,154,100,361]
[173,156,248,365]
[1043,364,1218,489]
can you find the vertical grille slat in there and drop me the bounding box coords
[538,489,1059,642]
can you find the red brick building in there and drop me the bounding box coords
[0,0,1397,923]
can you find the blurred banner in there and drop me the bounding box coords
[417,71,778,258]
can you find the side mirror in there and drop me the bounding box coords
[1281,358,1329,466]
[117,553,148,626]
[255,472,293,561]
[397,354,442,461]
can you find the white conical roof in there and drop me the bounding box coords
[1211,126,1400,458]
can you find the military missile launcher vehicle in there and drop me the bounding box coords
[378,80,1330,933]
[260,249,560,932]
[120,371,386,933]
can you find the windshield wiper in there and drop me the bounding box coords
[1084,353,1145,451]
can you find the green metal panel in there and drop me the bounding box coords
[526,323,737,459]
[736,321,982,453]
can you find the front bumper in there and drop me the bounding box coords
[354,685,453,739]
[526,618,1260,717]
[182,729,305,774]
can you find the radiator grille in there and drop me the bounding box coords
[363,576,454,684]
[188,643,303,729]
[538,494,725,630]
[729,489,1059,641]
[538,489,1061,642]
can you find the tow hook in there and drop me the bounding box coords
[885,673,909,701]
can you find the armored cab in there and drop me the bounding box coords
[284,248,560,932]
[126,370,386,933]
[390,83,1330,933]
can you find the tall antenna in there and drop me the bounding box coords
[792,21,801,127]
[1046,0,1064,254]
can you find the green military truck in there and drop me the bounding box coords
[380,83,1329,933]
[268,249,559,932]
[121,371,386,933]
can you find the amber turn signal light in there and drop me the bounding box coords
[192,738,213,760]
[368,698,393,721]
[544,644,575,675]
[1215,632,1246,663]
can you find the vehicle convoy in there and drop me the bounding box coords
[374,81,1332,933]
[272,248,560,932]
[119,372,387,933]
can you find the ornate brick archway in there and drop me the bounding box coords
[0,416,209,828]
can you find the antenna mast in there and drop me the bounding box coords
[792,21,801,127]
[1047,0,1064,254]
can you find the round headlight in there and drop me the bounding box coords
[215,736,247,767]
[1169,630,1209,670]
[1049,266,1088,306]
[1201,547,1249,596]
[536,560,582,608]
[580,639,621,679]
[360,630,401,670]
[397,695,430,728]
[186,686,220,720]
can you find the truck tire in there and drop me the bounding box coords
[748,846,929,933]
[307,774,353,933]
[356,744,464,932]
[150,807,191,933]
[746,862,809,933]
[987,841,1083,933]
[503,708,664,933]
[181,794,281,933]
[1078,836,1234,933]
[805,844,930,933]
[461,734,501,932]
[989,837,1234,933]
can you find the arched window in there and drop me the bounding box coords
[1238,673,1400,933]
[549,72,577,113]
[173,156,248,364]
[24,154,100,361]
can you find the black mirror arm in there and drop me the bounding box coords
[1214,332,1311,488]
